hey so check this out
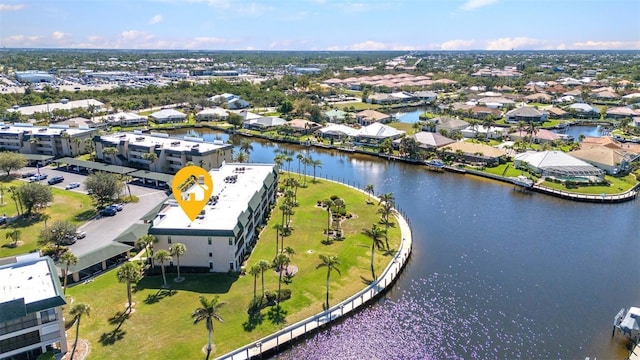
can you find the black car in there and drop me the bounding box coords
[21,171,36,178]
[100,207,117,216]
[48,176,64,185]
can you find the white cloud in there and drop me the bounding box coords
[572,40,640,50]
[148,14,163,25]
[0,3,25,11]
[51,31,65,40]
[329,40,415,51]
[485,37,546,50]
[440,39,476,50]
[460,0,499,11]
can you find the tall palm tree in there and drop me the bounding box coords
[5,229,21,248]
[154,249,172,288]
[121,175,133,200]
[257,260,271,299]
[526,122,539,145]
[362,224,386,280]
[40,213,51,228]
[273,153,286,173]
[272,253,290,309]
[135,235,158,267]
[322,199,334,242]
[365,184,375,204]
[116,261,142,313]
[170,243,187,281]
[60,251,78,294]
[272,223,283,257]
[301,156,310,185]
[310,158,322,182]
[69,303,91,360]
[296,153,304,178]
[102,147,119,163]
[72,137,82,156]
[192,296,225,358]
[84,138,95,160]
[142,151,158,170]
[248,264,261,302]
[240,140,253,162]
[316,254,341,310]
[284,155,293,175]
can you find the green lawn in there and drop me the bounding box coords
[388,122,416,133]
[0,179,96,257]
[65,175,402,359]
[482,163,530,178]
[540,174,637,194]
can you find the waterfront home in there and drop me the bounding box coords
[150,108,187,124]
[468,106,503,120]
[286,119,321,135]
[239,110,262,121]
[506,106,549,123]
[461,125,509,140]
[509,129,562,144]
[356,110,392,125]
[148,163,278,272]
[243,116,287,132]
[354,122,405,146]
[317,124,359,140]
[196,107,229,121]
[567,103,599,118]
[430,116,469,134]
[546,106,570,119]
[0,254,68,360]
[605,107,639,119]
[440,141,507,166]
[514,151,605,181]
[324,109,348,123]
[413,91,437,103]
[404,131,455,150]
[570,146,636,175]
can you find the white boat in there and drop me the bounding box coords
[614,307,640,339]
[425,159,445,172]
[509,175,534,188]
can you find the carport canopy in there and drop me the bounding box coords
[54,157,137,175]
[129,170,174,185]
[58,242,133,275]
[23,154,55,162]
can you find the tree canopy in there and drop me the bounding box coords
[84,171,124,204]
[38,220,77,248]
[19,182,53,215]
[0,152,27,176]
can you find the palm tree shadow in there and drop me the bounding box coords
[144,289,177,304]
[99,328,126,346]
[360,276,374,285]
[267,306,288,325]
[242,311,265,332]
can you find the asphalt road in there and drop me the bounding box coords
[18,166,168,257]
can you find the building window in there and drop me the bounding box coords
[0,330,41,354]
[229,262,234,271]
[40,309,56,324]
[228,238,232,246]
[208,237,212,245]
[208,252,212,257]
[168,236,172,244]
[209,262,213,270]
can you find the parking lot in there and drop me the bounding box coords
[18,166,169,257]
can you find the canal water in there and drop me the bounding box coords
[174,128,638,359]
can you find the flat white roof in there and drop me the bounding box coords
[0,257,57,305]
[0,123,93,136]
[100,132,228,153]
[7,99,104,116]
[153,163,275,232]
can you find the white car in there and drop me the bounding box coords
[75,230,87,239]
[65,182,81,190]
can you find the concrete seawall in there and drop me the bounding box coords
[214,178,413,360]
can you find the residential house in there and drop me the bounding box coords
[570,145,636,175]
[405,131,455,150]
[104,112,148,127]
[209,93,250,109]
[317,124,359,140]
[355,110,392,126]
[149,163,278,272]
[149,109,187,124]
[431,117,469,134]
[440,141,506,166]
[286,119,321,135]
[196,107,229,121]
[0,254,68,360]
[514,150,604,180]
[94,132,233,173]
[605,107,638,119]
[524,93,554,103]
[355,122,405,146]
[461,125,509,140]
[567,103,599,118]
[505,106,548,123]
[413,91,437,103]
[546,107,570,119]
[324,109,348,123]
[468,106,502,120]
[243,117,287,132]
[509,129,562,144]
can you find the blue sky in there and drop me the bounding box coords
[1,0,639,50]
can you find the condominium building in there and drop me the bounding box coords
[148,163,278,272]
[0,123,96,158]
[0,254,68,360]
[94,132,233,173]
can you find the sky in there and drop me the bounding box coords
[0,0,639,51]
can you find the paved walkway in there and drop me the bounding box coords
[215,183,413,360]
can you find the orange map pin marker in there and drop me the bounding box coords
[172,166,214,221]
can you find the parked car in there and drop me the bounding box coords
[0,216,7,225]
[21,171,36,178]
[28,174,48,182]
[100,207,117,216]
[63,235,76,245]
[65,182,81,190]
[47,176,64,185]
[75,230,87,239]
[110,203,124,211]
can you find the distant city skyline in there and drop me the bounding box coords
[1,0,639,51]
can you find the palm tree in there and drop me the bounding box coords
[365,184,375,204]
[170,243,187,281]
[116,261,142,313]
[296,153,304,178]
[142,151,158,170]
[154,249,172,288]
[301,156,310,185]
[102,147,119,163]
[121,175,133,200]
[235,151,247,163]
[362,224,386,280]
[192,296,225,358]
[272,253,290,309]
[69,303,91,360]
[84,138,95,160]
[284,246,296,259]
[72,137,82,156]
[316,254,341,310]
[240,140,253,162]
[273,153,286,173]
[272,223,283,257]
[526,121,539,145]
[60,251,78,294]
[257,260,271,299]
[322,199,334,242]
[248,264,261,302]
[310,158,322,182]
[5,229,20,248]
[135,235,158,267]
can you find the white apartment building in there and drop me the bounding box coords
[0,254,68,360]
[0,123,96,158]
[94,132,233,173]
[149,163,278,272]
